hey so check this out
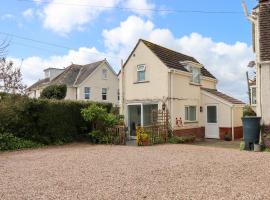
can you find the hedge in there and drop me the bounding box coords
[0,94,113,145]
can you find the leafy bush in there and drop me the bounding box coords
[81,104,119,144]
[136,127,149,146]
[0,132,41,151]
[240,141,245,151]
[243,105,256,117]
[0,96,113,145]
[40,84,67,100]
[168,135,196,144]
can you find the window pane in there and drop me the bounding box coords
[192,68,200,83]
[185,107,189,120]
[251,87,256,104]
[84,87,90,99]
[84,87,90,93]
[189,106,196,121]
[102,88,107,100]
[102,69,107,79]
[207,106,217,123]
[138,71,145,82]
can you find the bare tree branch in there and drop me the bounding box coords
[0,39,10,58]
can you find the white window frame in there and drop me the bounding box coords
[185,106,197,122]
[84,87,91,100]
[250,86,256,105]
[137,64,146,82]
[102,69,108,79]
[102,88,107,100]
[190,67,201,84]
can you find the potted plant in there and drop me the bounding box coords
[242,105,261,151]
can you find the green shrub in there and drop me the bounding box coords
[40,84,67,100]
[0,96,113,145]
[81,104,119,144]
[169,135,196,144]
[0,133,41,151]
[240,141,245,151]
[243,105,256,117]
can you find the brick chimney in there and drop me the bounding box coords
[259,0,270,61]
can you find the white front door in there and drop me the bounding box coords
[205,105,219,139]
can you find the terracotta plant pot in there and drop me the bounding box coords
[142,140,149,146]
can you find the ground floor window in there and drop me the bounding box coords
[185,106,196,121]
[84,87,90,99]
[102,88,107,100]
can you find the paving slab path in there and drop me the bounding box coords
[1,144,270,200]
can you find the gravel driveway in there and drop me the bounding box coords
[1,144,270,200]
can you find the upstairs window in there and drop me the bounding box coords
[84,87,90,100]
[185,65,201,84]
[102,69,108,79]
[137,64,146,82]
[117,89,120,101]
[185,106,197,122]
[102,88,107,100]
[191,67,201,84]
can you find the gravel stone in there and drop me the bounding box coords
[1,144,270,200]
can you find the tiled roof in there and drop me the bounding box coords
[50,60,104,86]
[27,78,50,90]
[202,88,245,105]
[259,0,270,61]
[141,39,216,79]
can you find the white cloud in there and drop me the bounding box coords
[1,14,14,20]
[42,0,121,35]
[22,8,34,19]
[11,15,253,101]
[125,0,155,17]
[102,16,254,101]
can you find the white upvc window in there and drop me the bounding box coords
[191,67,201,84]
[185,106,197,122]
[251,86,256,105]
[102,69,108,79]
[102,88,107,100]
[185,65,201,84]
[137,64,146,82]
[84,87,91,100]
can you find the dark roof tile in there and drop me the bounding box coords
[259,1,270,61]
[141,39,216,79]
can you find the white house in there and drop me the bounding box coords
[119,39,245,140]
[245,0,270,124]
[27,59,119,105]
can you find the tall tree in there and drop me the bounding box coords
[0,58,27,94]
[0,39,27,94]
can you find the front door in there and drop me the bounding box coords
[128,105,141,139]
[205,105,219,139]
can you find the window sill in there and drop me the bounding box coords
[184,121,198,124]
[189,82,201,86]
[134,81,150,84]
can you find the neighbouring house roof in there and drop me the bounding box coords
[259,0,270,61]
[50,60,104,86]
[140,39,216,79]
[27,78,50,91]
[201,88,245,105]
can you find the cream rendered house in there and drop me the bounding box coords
[27,59,119,105]
[119,39,245,140]
[245,0,270,124]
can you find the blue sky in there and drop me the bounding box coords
[0,0,257,101]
